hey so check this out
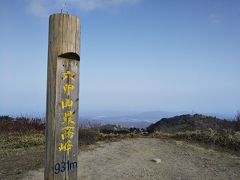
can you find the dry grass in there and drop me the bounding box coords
[79,128,141,146]
[151,129,240,151]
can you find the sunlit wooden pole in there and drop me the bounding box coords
[45,13,80,180]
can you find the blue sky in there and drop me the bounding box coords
[0,0,240,117]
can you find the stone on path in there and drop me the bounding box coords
[151,158,162,164]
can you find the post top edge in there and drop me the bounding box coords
[49,13,80,20]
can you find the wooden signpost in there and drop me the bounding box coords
[45,13,80,180]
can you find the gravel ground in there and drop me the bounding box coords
[23,138,240,180]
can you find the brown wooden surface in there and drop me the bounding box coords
[45,13,80,180]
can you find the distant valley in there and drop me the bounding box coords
[79,111,234,128]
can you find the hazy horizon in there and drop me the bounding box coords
[2,109,236,121]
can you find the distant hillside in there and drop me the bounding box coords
[147,114,240,133]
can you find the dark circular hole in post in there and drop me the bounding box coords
[59,52,80,61]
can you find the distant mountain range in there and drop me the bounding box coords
[79,111,234,128]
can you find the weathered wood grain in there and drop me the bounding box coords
[45,13,80,180]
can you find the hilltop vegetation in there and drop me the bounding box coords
[0,116,44,155]
[147,114,240,133]
[0,116,44,134]
[0,116,138,152]
[147,114,240,151]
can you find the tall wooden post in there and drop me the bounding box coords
[45,13,80,180]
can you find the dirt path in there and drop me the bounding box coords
[23,138,240,180]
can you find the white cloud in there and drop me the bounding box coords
[27,0,49,17]
[209,13,221,24]
[26,0,141,17]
